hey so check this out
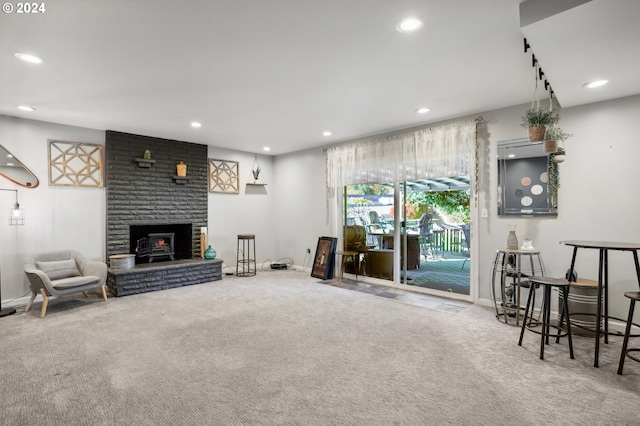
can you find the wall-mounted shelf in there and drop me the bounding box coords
[134,158,156,168]
[247,182,267,186]
[172,175,189,185]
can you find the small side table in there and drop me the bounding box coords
[491,248,545,326]
[335,251,359,283]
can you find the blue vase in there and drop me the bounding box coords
[204,245,216,260]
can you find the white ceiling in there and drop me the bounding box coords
[1,0,638,155]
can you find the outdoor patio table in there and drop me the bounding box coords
[560,240,640,367]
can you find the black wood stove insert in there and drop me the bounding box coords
[137,233,175,262]
[130,224,192,264]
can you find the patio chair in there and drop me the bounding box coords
[369,211,393,233]
[418,212,434,259]
[461,224,471,270]
[365,223,384,248]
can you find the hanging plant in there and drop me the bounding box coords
[521,63,559,141]
[544,127,572,142]
[543,127,572,153]
[521,108,559,141]
[251,155,262,182]
[252,165,261,181]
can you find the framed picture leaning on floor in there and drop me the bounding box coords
[311,236,337,280]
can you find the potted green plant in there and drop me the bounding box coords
[521,108,559,142]
[251,155,262,183]
[252,165,261,182]
[543,127,572,153]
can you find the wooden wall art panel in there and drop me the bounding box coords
[208,159,239,193]
[48,140,104,187]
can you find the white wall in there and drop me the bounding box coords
[206,147,277,273]
[272,148,331,270]
[274,95,640,322]
[478,95,640,321]
[3,93,640,325]
[0,115,105,301]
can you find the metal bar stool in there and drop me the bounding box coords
[617,291,640,374]
[518,276,574,360]
[236,234,256,277]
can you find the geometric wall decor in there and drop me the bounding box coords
[208,158,239,193]
[48,140,104,187]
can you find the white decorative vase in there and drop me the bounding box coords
[507,228,518,250]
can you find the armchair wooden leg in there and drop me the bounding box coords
[100,285,108,302]
[39,289,49,318]
[24,290,37,313]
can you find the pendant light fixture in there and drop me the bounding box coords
[1,188,25,225]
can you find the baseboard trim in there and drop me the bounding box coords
[2,293,39,308]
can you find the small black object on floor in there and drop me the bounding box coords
[271,263,288,270]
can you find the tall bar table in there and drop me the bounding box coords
[560,240,640,367]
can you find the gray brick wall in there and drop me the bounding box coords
[105,131,208,261]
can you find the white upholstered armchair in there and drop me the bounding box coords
[24,250,108,318]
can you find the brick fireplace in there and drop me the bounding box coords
[105,131,221,296]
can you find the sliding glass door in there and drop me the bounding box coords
[327,120,477,300]
[399,179,470,295]
[344,178,470,296]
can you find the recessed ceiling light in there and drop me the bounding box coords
[263,147,271,151]
[17,105,36,111]
[14,53,43,64]
[416,107,430,114]
[322,131,332,137]
[583,80,608,89]
[396,17,424,33]
[507,154,516,158]
[190,121,202,128]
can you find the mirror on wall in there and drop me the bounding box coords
[497,138,556,217]
[0,144,39,188]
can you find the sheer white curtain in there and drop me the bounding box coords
[405,122,476,180]
[325,121,477,242]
